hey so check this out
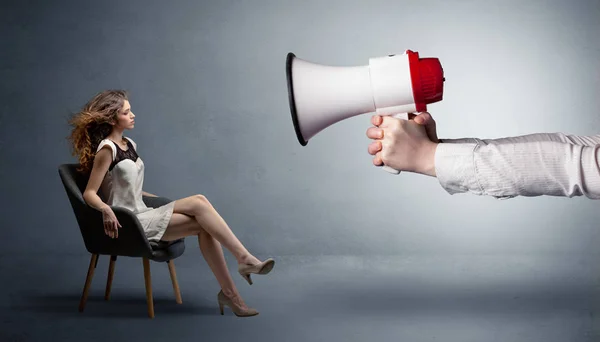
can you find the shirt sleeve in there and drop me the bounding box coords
[440,133,600,146]
[434,133,600,199]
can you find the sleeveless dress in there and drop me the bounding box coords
[96,137,174,242]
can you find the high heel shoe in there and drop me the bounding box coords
[217,290,259,317]
[238,258,275,285]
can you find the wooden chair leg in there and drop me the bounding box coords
[167,260,183,304]
[79,253,98,312]
[142,257,154,318]
[105,255,117,300]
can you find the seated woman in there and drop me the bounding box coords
[68,89,274,317]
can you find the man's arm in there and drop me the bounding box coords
[439,132,600,146]
[435,136,600,199]
[369,113,600,200]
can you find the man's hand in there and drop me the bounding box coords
[413,112,439,143]
[366,112,439,176]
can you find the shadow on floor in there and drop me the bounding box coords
[13,293,219,318]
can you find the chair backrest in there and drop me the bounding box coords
[58,163,153,257]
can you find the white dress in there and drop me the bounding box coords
[96,137,174,241]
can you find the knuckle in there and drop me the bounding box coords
[381,139,393,150]
[381,154,389,165]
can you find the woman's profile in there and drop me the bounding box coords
[67,89,273,317]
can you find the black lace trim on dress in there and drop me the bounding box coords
[109,139,139,171]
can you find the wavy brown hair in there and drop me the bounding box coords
[67,90,129,173]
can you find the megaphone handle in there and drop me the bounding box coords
[380,112,410,175]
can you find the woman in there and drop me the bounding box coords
[366,112,600,199]
[68,89,274,317]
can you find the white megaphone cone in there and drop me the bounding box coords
[286,50,444,174]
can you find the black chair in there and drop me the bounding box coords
[58,163,185,318]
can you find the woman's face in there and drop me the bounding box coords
[113,100,135,130]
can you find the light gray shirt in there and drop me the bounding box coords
[434,133,600,200]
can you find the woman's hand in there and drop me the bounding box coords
[366,112,439,176]
[101,206,121,239]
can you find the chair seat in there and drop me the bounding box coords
[149,239,185,262]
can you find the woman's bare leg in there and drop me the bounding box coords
[160,212,250,307]
[166,195,261,266]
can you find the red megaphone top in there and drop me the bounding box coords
[407,50,445,112]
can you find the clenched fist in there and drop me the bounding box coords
[366,112,439,176]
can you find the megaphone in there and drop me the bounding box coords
[285,50,445,174]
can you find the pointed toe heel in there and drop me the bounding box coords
[238,258,275,285]
[217,290,258,317]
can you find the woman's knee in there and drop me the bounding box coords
[192,194,212,214]
[173,194,214,217]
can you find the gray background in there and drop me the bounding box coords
[1,0,600,341]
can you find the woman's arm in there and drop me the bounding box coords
[83,147,112,211]
[142,191,158,197]
[83,146,122,238]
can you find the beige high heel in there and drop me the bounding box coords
[238,258,275,285]
[217,290,259,317]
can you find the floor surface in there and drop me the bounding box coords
[1,252,599,342]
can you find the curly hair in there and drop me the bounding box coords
[67,90,129,173]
